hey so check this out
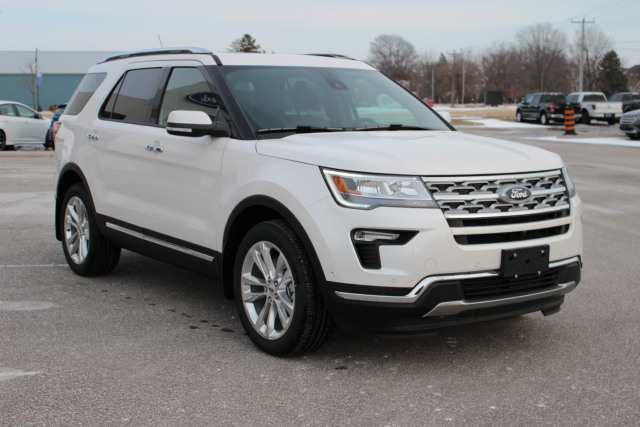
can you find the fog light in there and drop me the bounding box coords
[353,230,400,242]
[351,229,418,270]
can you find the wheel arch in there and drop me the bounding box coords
[55,163,91,241]
[221,195,324,300]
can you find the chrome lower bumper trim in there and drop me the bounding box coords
[423,281,576,317]
[334,256,581,305]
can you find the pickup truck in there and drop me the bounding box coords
[567,92,623,125]
[516,92,580,125]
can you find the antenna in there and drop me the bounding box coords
[157,35,164,48]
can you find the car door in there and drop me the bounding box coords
[144,64,229,251]
[14,104,48,144]
[522,94,535,119]
[0,103,25,144]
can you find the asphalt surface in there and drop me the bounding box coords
[1,124,639,426]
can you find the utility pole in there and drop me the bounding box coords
[448,50,459,106]
[571,16,595,92]
[461,51,466,105]
[431,68,435,101]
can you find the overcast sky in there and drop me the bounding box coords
[1,0,639,66]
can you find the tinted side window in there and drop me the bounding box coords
[566,94,578,102]
[158,67,219,126]
[100,68,164,124]
[584,94,606,102]
[0,104,17,116]
[65,73,107,115]
[15,104,39,119]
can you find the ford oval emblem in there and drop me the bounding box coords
[497,185,533,204]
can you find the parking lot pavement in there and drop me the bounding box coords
[1,143,640,426]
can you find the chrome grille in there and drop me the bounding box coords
[423,170,572,244]
[620,115,636,125]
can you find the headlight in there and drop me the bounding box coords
[562,166,576,197]
[322,168,438,209]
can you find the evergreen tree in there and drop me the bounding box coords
[229,34,264,53]
[598,50,628,96]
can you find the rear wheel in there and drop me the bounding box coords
[234,220,333,356]
[540,112,548,125]
[60,184,121,276]
[0,130,6,151]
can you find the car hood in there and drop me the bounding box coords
[255,131,563,175]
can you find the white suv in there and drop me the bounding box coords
[54,48,583,356]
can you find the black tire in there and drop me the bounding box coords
[234,220,333,356]
[581,110,591,124]
[60,184,121,276]
[540,112,548,125]
[607,118,616,125]
[515,111,522,122]
[44,129,54,150]
[0,130,6,151]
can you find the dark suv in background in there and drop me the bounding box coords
[516,93,580,125]
[609,92,640,113]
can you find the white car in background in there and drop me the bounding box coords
[0,101,50,150]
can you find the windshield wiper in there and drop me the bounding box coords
[353,124,433,131]
[256,126,346,135]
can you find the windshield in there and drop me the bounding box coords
[218,66,450,137]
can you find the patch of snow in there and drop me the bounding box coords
[463,118,541,128]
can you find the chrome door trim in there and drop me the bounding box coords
[106,222,214,262]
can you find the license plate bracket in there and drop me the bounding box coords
[501,245,549,278]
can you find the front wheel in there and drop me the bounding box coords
[581,110,591,124]
[516,111,522,122]
[60,184,121,276]
[234,220,333,356]
[0,130,6,151]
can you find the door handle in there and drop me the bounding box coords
[145,143,164,153]
[87,132,100,141]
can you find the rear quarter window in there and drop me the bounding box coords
[65,73,107,115]
[100,68,164,124]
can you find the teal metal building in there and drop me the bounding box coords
[0,51,118,111]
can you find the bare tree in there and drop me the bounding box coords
[481,43,519,98]
[412,51,438,100]
[18,59,41,110]
[516,23,569,92]
[367,35,418,82]
[570,27,612,91]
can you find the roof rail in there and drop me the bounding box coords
[98,47,211,63]
[306,53,356,60]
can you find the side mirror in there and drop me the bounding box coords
[166,109,230,138]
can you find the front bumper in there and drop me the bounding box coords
[321,257,581,334]
[620,123,640,137]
